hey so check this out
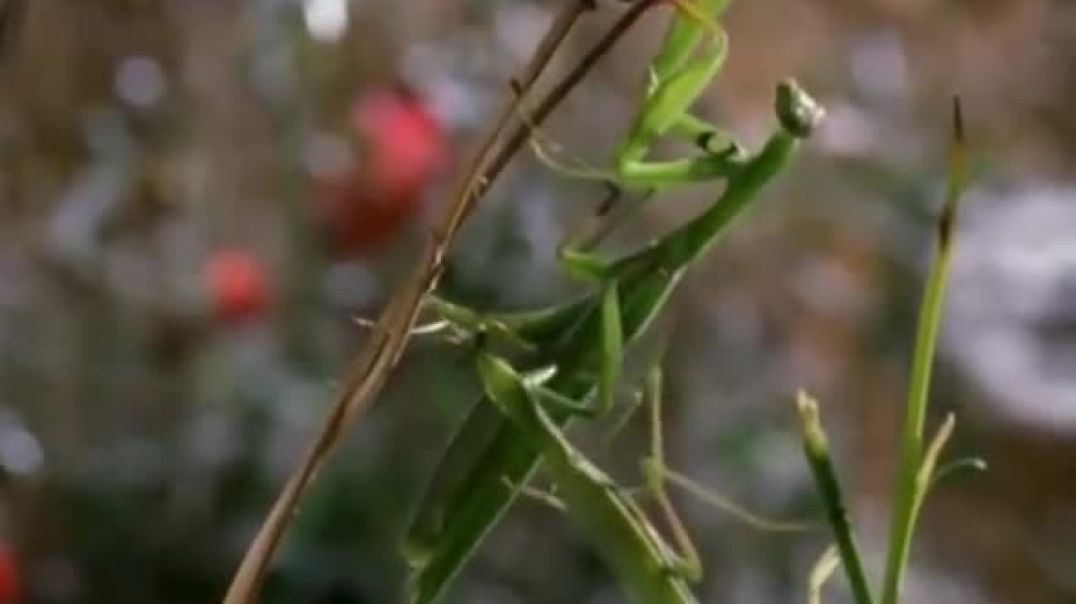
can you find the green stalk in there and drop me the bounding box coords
[796,393,875,604]
[880,99,969,604]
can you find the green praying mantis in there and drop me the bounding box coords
[406,81,817,602]
[399,2,826,602]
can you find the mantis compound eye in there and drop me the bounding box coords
[776,79,826,138]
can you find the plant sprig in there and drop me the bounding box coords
[796,98,980,604]
[881,97,971,604]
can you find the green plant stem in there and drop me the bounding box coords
[879,241,953,604]
[797,393,875,604]
[880,99,968,604]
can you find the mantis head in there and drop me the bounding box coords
[776,79,826,138]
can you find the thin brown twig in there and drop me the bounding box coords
[463,0,658,223]
[220,2,662,602]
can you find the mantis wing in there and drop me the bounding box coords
[477,353,699,604]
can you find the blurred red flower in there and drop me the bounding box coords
[204,249,269,323]
[0,545,19,603]
[315,85,447,256]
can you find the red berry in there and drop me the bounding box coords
[314,86,446,257]
[351,87,446,201]
[314,170,423,256]
[205,250,269,323]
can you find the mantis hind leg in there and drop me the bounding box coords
[637,364,814,581]
[637,365,703,582]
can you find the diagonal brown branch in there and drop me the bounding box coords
[220,2,661,602]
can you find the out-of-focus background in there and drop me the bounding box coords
[0,0,1074,602]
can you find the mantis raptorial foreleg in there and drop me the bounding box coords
[528,28,741,191]
[525,0,739,193]
[616,33,734,184]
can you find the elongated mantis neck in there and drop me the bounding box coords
[659,128,799,266]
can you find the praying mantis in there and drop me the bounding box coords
[399,2,824,603]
